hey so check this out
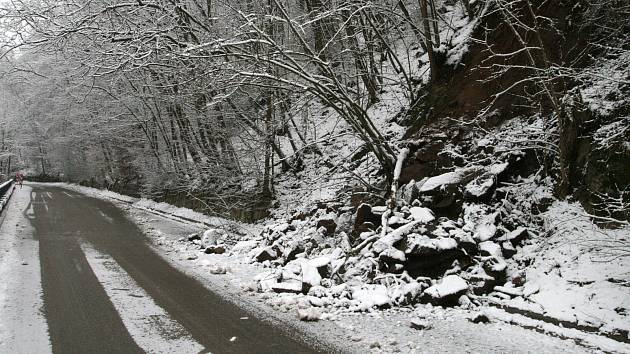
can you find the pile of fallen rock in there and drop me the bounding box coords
[221,158,553,314]
[177,140,553,320]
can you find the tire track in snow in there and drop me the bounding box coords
[81,243,205,354]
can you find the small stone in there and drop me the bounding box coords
[209,265,227,274]
[186,254,198,260]
[369,342,381,349]
[187,233,200,242]
[204,245,226,254]
[469,312,491,323]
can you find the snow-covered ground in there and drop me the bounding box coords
[0,185,52,353]
[58,183,629,353]
[516,201,630,335]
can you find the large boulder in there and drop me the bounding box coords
[403,234,464,278]
[413,167,484,217]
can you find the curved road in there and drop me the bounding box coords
[1,184,320,354]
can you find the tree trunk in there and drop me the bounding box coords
[341,9,379,106]
[556,93,586,198]
[419,0,439,81]
[262,94,273,198]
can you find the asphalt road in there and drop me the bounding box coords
[23,185,318,354]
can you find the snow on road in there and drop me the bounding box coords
[0,186,52,353]
[81,243,205,354]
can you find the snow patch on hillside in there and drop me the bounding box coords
[516,201,630,335]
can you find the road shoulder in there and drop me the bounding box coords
[0,186,52,353]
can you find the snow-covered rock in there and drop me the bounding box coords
[301,262,322,287]
[209,265,227,274]
[410,318,432,330]
[232,240,259,254]
[483,255,507,275]
[297,307,322,321]
[254,271,281,292]
[422,275,469,304]
[523,282,540,297]
[271,281,303,294]
[501,241,517,258]
[494,285,523,297]
[201,229,223,247]
[379,247,406,263]
[463,204,498,242]
[478,241,502,257]
[465,172,495,199]
[352,285,390,309]
[497,227,528,244]
[255,246,278,262]
[409,207,436,223]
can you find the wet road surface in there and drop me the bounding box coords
[24,185,318,354]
